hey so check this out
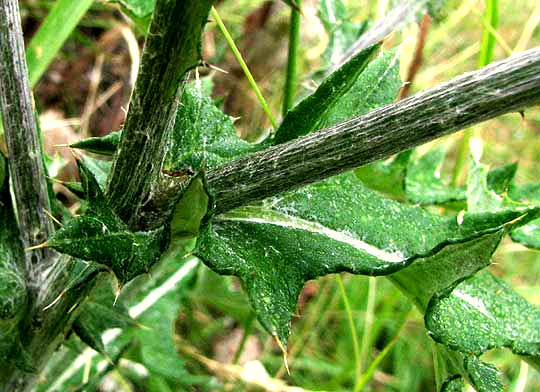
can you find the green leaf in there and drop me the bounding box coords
[70,131,122,156]
[389,232,503,310]
[486,162,517,194]
[81,155,112,192]
[113,0,155,18]
[165,81,262,172]
[317,48,402,130]
[509,182,540,203]
[196,173,529,346]
[508,182,540,249]
[273,43,381,144]
[170,172,211,240]
[466,155,516,212]
[463,355,503,392]
[426,271,540,358]
[354,150,412,198]
[26,0,94,87]
[62,181,85,199]
[60,153,112,201]
[318,0,368,65]
[72,301,139,356]
[60,259,108,299]
[109,0,156,32]
[510,215,540,249]
[47,160,170,285]
[405,146,466,205]
[465,154,540,248]
[441,375,465,392]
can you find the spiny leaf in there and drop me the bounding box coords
[60,153,112,201]
[72,301,139,356]
[464,154,540,248]
[165,80,263,173]
[44,258,108,310]
[388,232,503,310]
[273,43,381,144]
[317,48,402,129]
[425,271,540,358]
[81,155,112,193]
[508,182,540,249]
[62,181,85,199]
[441,375,465,392]
[405,146,466,205]
[196,173,532,346]
[70,130,122,156]
[463,355,503,392]
[47,160,170,286]
[466,154,523,212]
[49,217,169,286]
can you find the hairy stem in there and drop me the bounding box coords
[106,0,214,228]
[0,0,53,270]
[0,1,214,390]
[208,47,540,214]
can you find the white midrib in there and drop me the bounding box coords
[220,212,405,264]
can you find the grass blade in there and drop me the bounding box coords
[282,0,302,115]
[210,6,278,130]
[26,0,94,88]
[478,0,499,68]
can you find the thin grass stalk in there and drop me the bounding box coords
[358,277,376,378]
[211,6,278,130]
[282,0,302,116]
[336,275,362,388]
[355,309,411,391]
